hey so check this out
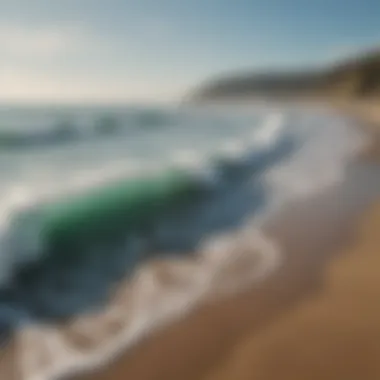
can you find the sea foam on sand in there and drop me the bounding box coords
[16,225,280,380]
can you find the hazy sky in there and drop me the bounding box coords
[1,0,379,103]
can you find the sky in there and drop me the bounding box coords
[0,0,379,104]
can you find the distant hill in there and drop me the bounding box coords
[191,49,380,101]
[325,50,380,97]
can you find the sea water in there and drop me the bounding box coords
[0,103,368,380]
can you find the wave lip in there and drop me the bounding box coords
[0,170,203,286]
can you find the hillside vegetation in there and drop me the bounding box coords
[192,49,380,101]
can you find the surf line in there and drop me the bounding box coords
[17,227,281,380]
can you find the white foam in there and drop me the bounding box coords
[16,227,281,380]
[219,139,247,159]
[264,115,369,203]
[252,113,285,149]
[0,185,41,286]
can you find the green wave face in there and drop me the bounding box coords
[17,170,201,252]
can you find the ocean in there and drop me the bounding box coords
[0,103,368,380]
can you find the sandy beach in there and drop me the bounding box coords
[1,102,380,380]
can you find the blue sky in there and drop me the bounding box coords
[0,0,379,103]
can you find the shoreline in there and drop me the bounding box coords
[67,103,380,380]
[1,100,379,380]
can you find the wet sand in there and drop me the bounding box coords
[66,157,380,380]
[332,99,380,161]
[0,341,17,380]
[200,202,380,380]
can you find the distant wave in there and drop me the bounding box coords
[0,123,77,149]
[0,111,172,151]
